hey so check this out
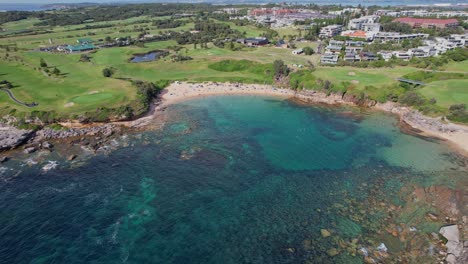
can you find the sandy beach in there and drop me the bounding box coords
[159,82,296,106]
[157,82,468,156]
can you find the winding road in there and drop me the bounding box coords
[0,88,38,107]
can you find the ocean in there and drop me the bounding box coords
[0,96,466,263]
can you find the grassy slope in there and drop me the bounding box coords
[312,67,416,90]
[419,79,468,107]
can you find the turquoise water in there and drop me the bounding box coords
[0,96,466,263]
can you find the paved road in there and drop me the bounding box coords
[0,88,38,107]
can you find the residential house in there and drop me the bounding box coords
[410,46,437,58]
[320,54,339,64]
[343,52,361,62]
[392,50,412,60]
[377,51,393,61]
[275,39,288,48]
[238,38,269,47]
[292,48,304,55]
[345,46,364,53]
[360,52,378,61]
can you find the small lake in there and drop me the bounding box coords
[130,50,168,63]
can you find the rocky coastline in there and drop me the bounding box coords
[2,82,468,157]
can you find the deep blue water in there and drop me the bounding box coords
[0,3,46,12]
[0,96,466,263]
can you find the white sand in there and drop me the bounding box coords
[160,82,295,106]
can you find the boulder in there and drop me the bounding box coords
[42,141,53,149]
[440,225,462,262]
[0,125,34,151]
[67,154,77,161]
[446,254,457,264]
[440,225,459,242]
[377,243,388,252]
[0,156,8,163]
[23,147,37,154]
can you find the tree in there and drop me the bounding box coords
[273,60,290,78]
[303,46,315,55]
[52,67,61,75]
[80,54,91,62]
[105,36,112,43]
[40,58,47,68]
[102,68,113,78]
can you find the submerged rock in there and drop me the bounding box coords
[0,156,8,163]
[377,243,388,252]
[327,248,339,257]
[321,229,331,238]
[67,154,77,161]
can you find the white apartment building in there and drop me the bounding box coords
[348,15,380,30]
[319,25,343,38]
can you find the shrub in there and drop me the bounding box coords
[398,92,426,106]
[102,68,114,77]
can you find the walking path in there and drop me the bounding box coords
[0,88,38,107]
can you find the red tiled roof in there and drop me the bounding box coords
[342,30,367,38]
[393,17,459,25]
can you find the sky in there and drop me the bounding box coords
[0,0,153,3]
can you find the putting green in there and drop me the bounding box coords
[70,92,114,104]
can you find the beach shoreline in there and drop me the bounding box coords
[155,82,468,156]
[2,81,468,157]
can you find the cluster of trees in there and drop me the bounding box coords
[153,19,186,29]
[447,104,468,123]
[79,54,91,62]
[381,22,413,34]
[0,3,219,26]
[273,60,290,78]
[175,21,243,46]
[0,80,13,89]
[39,58,61,76]
[171,54,193,62]
[362,39,423,53]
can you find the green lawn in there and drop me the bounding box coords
[419,79,468,107]
[312,67,416,90]
[443,60,468,73]
[0,52,135,115]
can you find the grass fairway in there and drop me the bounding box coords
[312,67,416,90]
[0,52,136,115]
[443,60,468,73]
[419,79,468,107]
